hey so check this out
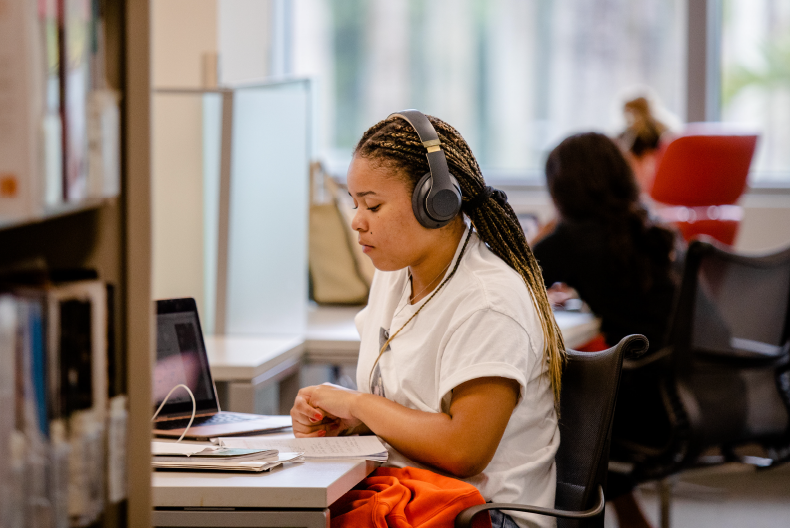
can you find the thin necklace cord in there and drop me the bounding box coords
[368,228,474,389]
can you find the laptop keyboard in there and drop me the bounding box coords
[154,413,256,430]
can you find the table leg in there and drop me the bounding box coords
[227,381,256,414]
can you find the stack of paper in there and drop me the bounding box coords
[151,441,302,472]
[218,436,389,462]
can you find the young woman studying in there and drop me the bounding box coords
[290,111,565,528]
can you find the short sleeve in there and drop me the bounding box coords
[354,305,369,337]
[439,309,534,404]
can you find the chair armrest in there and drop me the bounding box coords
[622,347,672,370]
[454,486,604,528]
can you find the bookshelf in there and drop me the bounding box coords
[0,1,152,527]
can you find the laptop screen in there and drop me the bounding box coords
[154,298,220,418]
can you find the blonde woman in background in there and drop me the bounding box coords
[618,95,674,193]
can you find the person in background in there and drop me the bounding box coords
[617,96,671,193]
[532,132,681,528]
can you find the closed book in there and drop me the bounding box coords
[59,0,92,202]
[151,442,278,462]
[47,280,107,526]
[151,460,283,473]
[41,0,64,207]
[0,296,17,526]
[0,0,46,221]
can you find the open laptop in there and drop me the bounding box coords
[152,298,292,440]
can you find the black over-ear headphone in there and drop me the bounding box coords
[388,110,462,229]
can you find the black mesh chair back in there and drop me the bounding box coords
[668,238,790,458]
[555,335,648,527]
[673,238,790,364]
[455,335,648,528]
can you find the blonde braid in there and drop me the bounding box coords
[355,115,567,407]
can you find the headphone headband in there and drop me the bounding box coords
[389,111,442,151]
[388,110,462,228]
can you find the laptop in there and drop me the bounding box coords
[152,297,292,440]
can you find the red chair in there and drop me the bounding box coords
[648,128,758,246]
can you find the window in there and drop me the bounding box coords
[293,0,686,180]
[721,0,790,184]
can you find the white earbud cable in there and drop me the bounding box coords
[151,383,196,443]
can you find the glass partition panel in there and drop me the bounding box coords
[225,81,311,335]
[152,80,311,337]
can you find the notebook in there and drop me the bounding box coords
[218,435,389,462]
[152,298,292,440]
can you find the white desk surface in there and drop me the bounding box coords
[152,457,375,509]
[204,334,304,381]
[205,306,601,374]
[305,305,361,363]
[306,305,601,353]
[553,310,602,350]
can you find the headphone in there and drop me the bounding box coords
[388,110,462,229]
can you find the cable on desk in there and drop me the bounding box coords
[151,384,196,443]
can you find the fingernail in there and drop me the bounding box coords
[318,430,326,436]
[313,413,322,421]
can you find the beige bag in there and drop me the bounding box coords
[309,162,375,305]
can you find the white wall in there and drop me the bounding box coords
[218,0,273,85]
[152,0,218,89]
[736,193,790,253]
[151,0,276,319]
[151,0,218,316]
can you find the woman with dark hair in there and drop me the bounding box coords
[533,132,681,528]
[534,131,678,353]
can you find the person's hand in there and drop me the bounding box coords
[290,384,364,437]
[547,282,578,309]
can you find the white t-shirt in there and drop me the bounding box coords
[355,227,559,528]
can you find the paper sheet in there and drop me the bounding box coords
[151,441,216,456]
[218,436,388,461]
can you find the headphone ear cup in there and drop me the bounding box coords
[412,172,436,229]
[412,172,462,229]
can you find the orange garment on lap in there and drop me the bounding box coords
[330,466,492,528]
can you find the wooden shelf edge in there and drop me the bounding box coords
[0,196,118,232]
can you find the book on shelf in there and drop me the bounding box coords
[0,0,48,220]
[0,0,120,223]
[0,276,126,527]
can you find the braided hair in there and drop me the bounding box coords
[354,114,567,407]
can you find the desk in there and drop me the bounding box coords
[209,306,601,413]
[205,335,303,415]
[305,305,602,361]
[152,443,376,527]
[305,305,362,365]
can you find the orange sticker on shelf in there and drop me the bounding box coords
[0,174,18,197]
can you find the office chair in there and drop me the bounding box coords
[649,131,758,246]
[615,238,790,527]
[455,334,649,528]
